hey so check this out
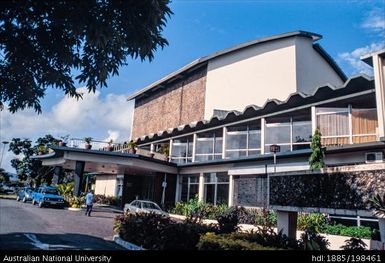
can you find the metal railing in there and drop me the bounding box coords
[66,138,168,162]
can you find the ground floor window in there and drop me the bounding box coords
[203,172,229,205]
[180,174,199,202]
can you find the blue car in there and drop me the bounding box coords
[32,186,65,208]
[16,187,34,203]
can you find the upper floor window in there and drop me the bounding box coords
[195,129,223,162]
[171,136,193,164]
[226,123,261,158]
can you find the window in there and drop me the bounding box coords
[195,129,223,162]
[180,174,199,202]
[226,124,261,158]
[203,172,229,205]
[316,107,378,146]
[171,136,193,163]
[265,117,311,153]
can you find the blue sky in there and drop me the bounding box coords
[1,0,385,173]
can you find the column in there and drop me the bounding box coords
[311,106,317,135]
[261,118,266,155]
[175,174,180,204]
[228,174,234,207]
[52,166,63,185]
[73,161,85,196]
[198,172,205,202]
[373,54,385,140]
[276,210,298,239]
[222,126,227,159]
[192,133,197,162]
[348,104,353,144]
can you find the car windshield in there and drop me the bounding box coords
[43,189,59,195]
[142,202,160,210]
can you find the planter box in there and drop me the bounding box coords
[113,235,145,250]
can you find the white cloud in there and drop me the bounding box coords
[0,89,134,173]
[361,7,385,36]
[337,8,385,76]
[338,42,385,76]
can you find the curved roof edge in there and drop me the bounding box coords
[135,74,374,144]
[127,30,322,101]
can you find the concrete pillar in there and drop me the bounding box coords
[228,174,234,206]
[311,106,317,135]
[261,118,266,154]
[73,161,85,196]
[276,210,298,239]
[52,166,63,185]
[198,173,205,202]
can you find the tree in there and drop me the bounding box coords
[309,128,325,169]
[0,1,173,113]
[9,135,60,186]
[0,168,10,184]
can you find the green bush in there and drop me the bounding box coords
[216,207,239,233]
[297,213,328,233]
[114,211,218,250]
[94,194,121,206]
[197,232,275,250]
[237,207,277,227]
[299,228,330,250]
[170,197,227,219]
[324,224,372,239]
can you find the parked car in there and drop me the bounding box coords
[124,200,168,216]
[31,186,65,208]
[16,187,34,202]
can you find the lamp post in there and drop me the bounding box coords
[269,144,281,173]
[0,141,9,168]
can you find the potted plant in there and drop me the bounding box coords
[159,144,170,161]
[37,145,46,155]
[84,137,93,150]
[107,139,114,151]
[59,135,70,147]
[370,193,385,242]
[127,140,137,154]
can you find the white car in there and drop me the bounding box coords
[124,200,168,216]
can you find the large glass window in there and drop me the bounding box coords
[265,117,311,153]
[226,123,261,158]
[195,129,223,162]
[203,172,229,205]
[180,174,199,202]
[171,136,193,163]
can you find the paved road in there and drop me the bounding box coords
[0,198,124,250]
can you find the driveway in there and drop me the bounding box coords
[0,198,124,250]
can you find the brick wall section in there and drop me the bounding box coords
[132,67,207,139]
[269,169,385,210]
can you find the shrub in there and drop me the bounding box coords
[297,213,328,233]
[114,211,218,250]
[340,237,367,251]
[69,196,85,208]
[94,194,121,206]
[197,232,275,250]
[299,228,330,250]
[324,224,372,239]
[57,183,74,202]
[237,207,277,227]
[170,197,227,219]
[216,207,239,233]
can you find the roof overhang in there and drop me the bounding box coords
[33,146,177,175]
[361,49,385,66]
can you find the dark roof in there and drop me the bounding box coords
[127,30,344,102]
[136,74,374,144]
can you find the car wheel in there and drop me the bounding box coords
[22,197,27,203]
[38,201,44,208]
[32,199,36,205]
[16,196,20,202]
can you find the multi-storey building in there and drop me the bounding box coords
[36,31,385,239]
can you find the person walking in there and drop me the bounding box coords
[85,189,94,217]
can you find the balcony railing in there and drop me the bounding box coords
[66,138,168,162]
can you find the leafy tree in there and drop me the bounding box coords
[340,237,367,251]
[0,168,10,183]
[309,128,325,169]
[0,0,173,113]
[8,135,60,186]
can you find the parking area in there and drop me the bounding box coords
[0,198,124,250]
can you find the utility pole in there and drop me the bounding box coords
[0,141,9,168]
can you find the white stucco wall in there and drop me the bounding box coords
[295,37,344,94]
[204,38,297,119]
[94,174,117,197]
